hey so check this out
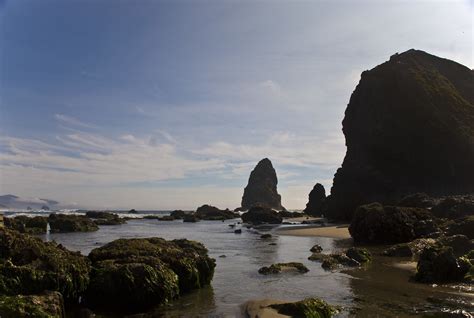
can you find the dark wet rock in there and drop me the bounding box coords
[0,291,65,318]
[269,243,277,246]
[41,205,50,211]
[397,193,435,208]
[85,237,215,313]
[445,215,474,239]
[170,210,186,219]
[278,210,305,218]
[383,244,414,257]
[240,158,284,210]
[0,228,90,301]
[325,50,474,221]
[143,215,161,220]
[195,205,236,221]
[415,246,471,283]
[219,255,226,258]
[48,214,98,233]
[183,214,199,223]
[234,229,242,234]
[4,215,48,234]
[321,254,360,270]
[349,203,438,244]
[241,206,283,225]
[383,238,438,258]
[258,262,309,275]
[310,244,323,253]
[260,234,272,239]
[346,247,371,263]
[269,298,340,318]
[86,211,126,226]
[159,215,175,221]
[432,195,474,219]
[304,183,327,217]
[438,235,474,257]
[129,209,137,214]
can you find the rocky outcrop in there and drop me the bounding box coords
[269,298,340,318]
[241,206,283,225]
[86,211,126,225]
[432,195,474,219]
[0,228,90,301]
[308,248,371,270]
[48,214,98,232]
[85,237,215,313]
[304,183,326,216]
[195,205,236,220]
[325,50,474,220]
[349,203,439,244]
[0,291,65,318]
[258,262,309,275]
[241,158,284,210]
[4,216,48,234]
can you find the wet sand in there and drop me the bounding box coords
[241,299,290,318]
[276,224,351,239]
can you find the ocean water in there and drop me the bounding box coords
[26,216,473,317]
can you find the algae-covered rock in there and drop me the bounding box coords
[415,246,471,283]
[258,262,309,275]
[345,247,371,263]
[85,237,215,313]
[241,206,283,225]
[4,216,48,234]
[85,211,126,226]
[0,291,65,318]
[48,214,98,233]
[0,228,90,301]
[310,244,323,253]
[269,297,339,318]
[349,203,438,244]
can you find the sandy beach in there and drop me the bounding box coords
[276,224,351,239]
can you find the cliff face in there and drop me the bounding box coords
[241,158,284,210]
[326,49,474,220]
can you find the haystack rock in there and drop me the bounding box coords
[240,158,284,210]
[326,49,474,220]
[304,183,326,216]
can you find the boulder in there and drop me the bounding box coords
[345,247,371,263]
[48,214,98,233]
[308,249,368,270]
[415,246,471,283]
[0,291,65,318]
[170,210,186,219]
[240,158,284,210]
[183,214,199,223]
[0,228,90,301]
[432,195,474,219]
[85,237,215,313]
[325,50,474,220]
[310,244,323,253]
[304,183,326,216]
[4,216,48,234]
[195,205,236,220]
[349,203,438,244]
[241,206,283,225]
[383,238,437,258]
[269,298,340,318]
[86,211,126,226]
[258,262,309,275]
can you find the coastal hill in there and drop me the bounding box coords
[324,49,474,220]
[240,158,285,211]
[0,194,59,210]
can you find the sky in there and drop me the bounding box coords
[0,0,472,210]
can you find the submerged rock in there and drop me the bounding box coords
[241,206,283,225]
[0,291,65,318]
[240,158,284,211]
[349,203,438,244]
[269,298,339,318]
[304,183,326,216]
[0,228,90,301]
[4,215,48,234]
[86,211,126,225]
[415,246,471,283]
[258,262,309,275]
[85,237,215,313]
[325,50,474,220]
[48,214,98,233]
[195,205,236,220]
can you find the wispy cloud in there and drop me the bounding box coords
[54,114,98,129]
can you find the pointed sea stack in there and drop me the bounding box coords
[326,49,474,220]
[304,183,326,216]
[240,158,284,210]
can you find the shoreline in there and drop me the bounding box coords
[276,224,351,239]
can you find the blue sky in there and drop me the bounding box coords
[0,0,472,210]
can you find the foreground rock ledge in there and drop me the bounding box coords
[85,237,216,313]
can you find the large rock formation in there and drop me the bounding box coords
[304,183,326,216]
[326,49,474,220]
[241,158,284,210]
